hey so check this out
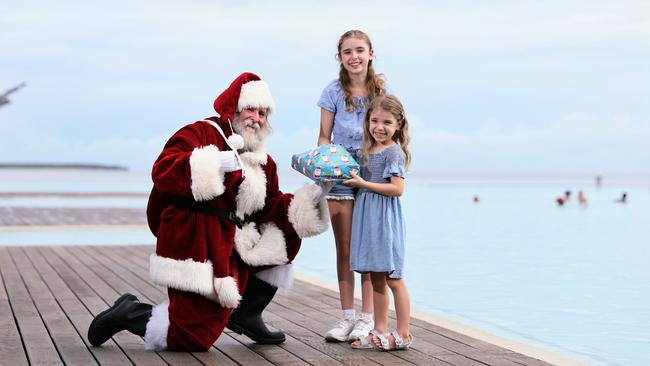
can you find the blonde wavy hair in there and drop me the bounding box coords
[337,30,386,111]
[359,95,411,171]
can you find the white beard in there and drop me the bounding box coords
[232,118,272,152]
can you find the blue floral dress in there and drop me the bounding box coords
[350,144,406,279]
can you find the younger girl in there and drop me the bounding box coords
[317,30,389,342]
[343,95,413,351]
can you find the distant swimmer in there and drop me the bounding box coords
[473,195,480,203]
[555,190,572,206]
[578,191,588,205]
[615,192,627,204]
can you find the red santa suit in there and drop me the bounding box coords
[143,73,329,351]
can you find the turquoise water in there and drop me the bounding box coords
[294,184,650,366]
[1,169,649,365]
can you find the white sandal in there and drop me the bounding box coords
[351,329,384,349]
[389,330,413,351]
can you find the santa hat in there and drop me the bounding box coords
[213,72,276,124]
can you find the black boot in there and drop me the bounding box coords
[227,276,285,344]
[87,293,153,346]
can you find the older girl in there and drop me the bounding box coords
[317,30,389,342]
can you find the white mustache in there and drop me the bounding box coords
[242,119,261,130]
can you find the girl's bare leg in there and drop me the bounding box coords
[328,200,374,312]
[370,272,389,333]
[328,199,356,310]
[387,278,411,341]
[361,273,374,313]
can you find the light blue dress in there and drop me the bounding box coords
[317,79,392,199]
[350,144,406,279]
[317,79,370,150]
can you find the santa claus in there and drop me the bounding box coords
[87,72,331,351]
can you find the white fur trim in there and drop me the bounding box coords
[189,145,225,201]
[255,263,294,290]
[238,80,275,115]
[288,184,330,238]
[149,254,217,298]
[234,222,288,266]
[325,195,355,201]
[240,150,268,165]
[144,301,169,351]
[236,158,267,217]
[213,276,241,308]
[228,134,245,150]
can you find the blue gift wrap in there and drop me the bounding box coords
[291,144,360,182]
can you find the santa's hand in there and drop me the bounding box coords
[311,181,335,203]
[217,151,240,173]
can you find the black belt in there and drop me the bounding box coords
[170,196,250,228]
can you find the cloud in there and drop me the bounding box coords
[0,114,166,170]
[407,112,650,174]
[266,111,649,176]
[2,110,647,176]
[1,0,648,175]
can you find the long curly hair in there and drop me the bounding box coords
[359,95,411,171]
[337,30,386,111]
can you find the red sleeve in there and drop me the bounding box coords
[152,122,229,201]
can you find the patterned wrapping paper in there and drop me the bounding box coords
[291,144,360,182]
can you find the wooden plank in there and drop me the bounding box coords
[191,348,240,366]
[0,246,63,365]
[268,296,420,366]
[287,280,521,365]
[244,311,347,366]
[291,280,551,366]
[130,245,546,365]
[107,246,349,366]
[306,283,546,366]
[227,331,312,366]
[78,246,166,304]
[273,286,448,361]
[36,246,137,364]
[123,245,452,366]
[89,245,274,365]
[0,247,29,366]
[24,246,132,365]
[265,298,388,366]
[215,332,275,366]
[7,247,98,365]
[0,244,559,366]
[113,247,390,364]
[49,246,168,366]
[69,245,204,365]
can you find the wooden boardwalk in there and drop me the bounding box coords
[0,244,557,366]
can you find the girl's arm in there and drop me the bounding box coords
[343,172,404,197]
[317,108,334,146]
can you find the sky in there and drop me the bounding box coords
[1,0,649,176]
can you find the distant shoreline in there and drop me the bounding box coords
[1,165,648,187]
[0,163,128,171]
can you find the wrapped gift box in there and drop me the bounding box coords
[291,144,360,182]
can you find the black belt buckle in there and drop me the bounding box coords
[229,212,243,228]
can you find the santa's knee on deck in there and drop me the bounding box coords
[166,289,233,352]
